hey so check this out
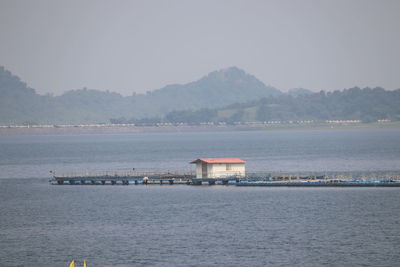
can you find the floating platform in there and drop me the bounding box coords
[49,170,400,187]
[236,180,400,187]
[50,170,195,185]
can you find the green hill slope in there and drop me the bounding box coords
[2,65,399,125]
[0,66,281,124]
[164,88,400,124]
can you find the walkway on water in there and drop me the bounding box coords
[51,170,195,185]
[49,170,400,187]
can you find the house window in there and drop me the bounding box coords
[226,164,232,171]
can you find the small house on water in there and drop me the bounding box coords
[190,158,246,179]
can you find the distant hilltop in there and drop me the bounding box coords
[0,66,280,125]
[0,65,399,125]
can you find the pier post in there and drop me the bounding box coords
[192,180,202,185]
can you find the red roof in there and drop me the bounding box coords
[190,158,245,164]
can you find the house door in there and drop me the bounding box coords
[202,163,208,178]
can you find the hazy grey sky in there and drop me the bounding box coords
[0,0,399,95]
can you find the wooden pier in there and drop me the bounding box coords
[50,170,195,185]
[49,170,400,187]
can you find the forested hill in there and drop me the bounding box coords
[0,66,131,124]
[0,66,52,124]
[135,66,281,114]
[1,65,399,125]
[162,87,400,124]
[0,66,281,124]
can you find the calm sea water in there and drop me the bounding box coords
[1,129,400,179]
[1,129,400,266]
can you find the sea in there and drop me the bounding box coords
[1,129,400,266]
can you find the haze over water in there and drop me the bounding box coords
[1,129,400,266]
[1,0,400,265]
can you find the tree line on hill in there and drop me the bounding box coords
[0,66,279,125]
[110,87,400,125]
[1,65,399,125]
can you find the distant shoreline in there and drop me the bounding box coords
[0,122,399,136]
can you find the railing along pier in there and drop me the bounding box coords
[49,170,400,186]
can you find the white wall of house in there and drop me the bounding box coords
[194,162,245,178]
[195,164,202,178]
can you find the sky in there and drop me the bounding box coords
[0,0,399,96]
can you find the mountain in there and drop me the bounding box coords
[0,66,281,124]
[53,88,132,124]
[0,66,53,124]
[163,87,400,124]
[287,88,313,97]
[131,66,281,117]
[3,66,399,126]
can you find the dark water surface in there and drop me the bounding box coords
[1,129,400,266]
[1,180,400,267]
